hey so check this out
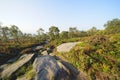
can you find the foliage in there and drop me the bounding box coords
[104,18,120,34]
[37,28,48,42]
[87,27,98,36]
[24,69,35,80]
[49,26,60,40]
[56,34,120,80]
[1,18,120,80]
[60,31,69,39]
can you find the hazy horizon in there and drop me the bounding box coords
[0,0,120,33]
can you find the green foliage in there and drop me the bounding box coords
[60,31,69,39]
[49,26,60,40]
[57,34,120,80]
[1,18,120,80]
[68,27,79,38]
[87,27,98,36]
[24,69,35,80]
[15,62,33,79]
[36,28,48,42]
[104,18,120,34]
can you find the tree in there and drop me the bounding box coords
[60,31,68,39]
[1,26,10,42]
[37,28,44,35]
[104,18,120,34]
[49,26,60,40]
[68,27,79,38]
[0,23,2,41]
[79,31,88,37]
[37,28,46,41]
[87,27,97,36]
[10,25,23,43]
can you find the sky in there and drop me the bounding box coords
[0,0,120,34]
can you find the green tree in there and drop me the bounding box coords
[87,27,97,36]
[60,31,68,39]
[37,28,46,41]
[0,23,2,41]
[104,18,120,34]
[79,31,88,37]
[10,25,23,43]
[68,27,79,38]
[37,28,44,35]
[49,26,60,40]
[1,26,10,42]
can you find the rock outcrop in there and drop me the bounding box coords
[33,55,60,80]
[57,42,80,52]
[33,55,79,80]
[0,53,35,78]
[0,42,86,80]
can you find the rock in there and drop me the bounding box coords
[49,53,55,56]
[33,55,80,80]
[0,54,35,78]
[54,56,79,80]
[47,48,53,54]
[35,46,43,51]
[20,48,33,54]
[57,42,80,52]
[33,55,60,80]
[41,51,48,55]
[38,50,43,53]
[0,53,6,57]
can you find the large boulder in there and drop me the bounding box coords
[33,55,60,80]
[33,55,80,80]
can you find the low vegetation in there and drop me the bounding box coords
[56,34,120,80]
[0,18,120,79]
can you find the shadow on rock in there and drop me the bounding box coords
[33,55,80,80]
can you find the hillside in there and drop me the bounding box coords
[56,34,120,80]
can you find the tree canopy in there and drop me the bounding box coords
[49,26,60,40]
[104,18,120,34]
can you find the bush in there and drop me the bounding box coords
[89,35,109,46]
[56,33,120,80]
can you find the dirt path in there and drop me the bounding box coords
[57,42,80,52]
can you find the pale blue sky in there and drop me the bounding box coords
[0,0,120,33]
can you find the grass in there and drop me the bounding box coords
[17,69,35,80]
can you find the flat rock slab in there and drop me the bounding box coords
[1,54,35,78]
[57,42,80,52]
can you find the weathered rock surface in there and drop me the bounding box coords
[34,46,43,51]
[41,51,48,55]
[0,53,35,78]
[33,55,80,80]
[33,55,60,80]
[57,42,80,52]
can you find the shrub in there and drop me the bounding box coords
[89,35,109,46]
